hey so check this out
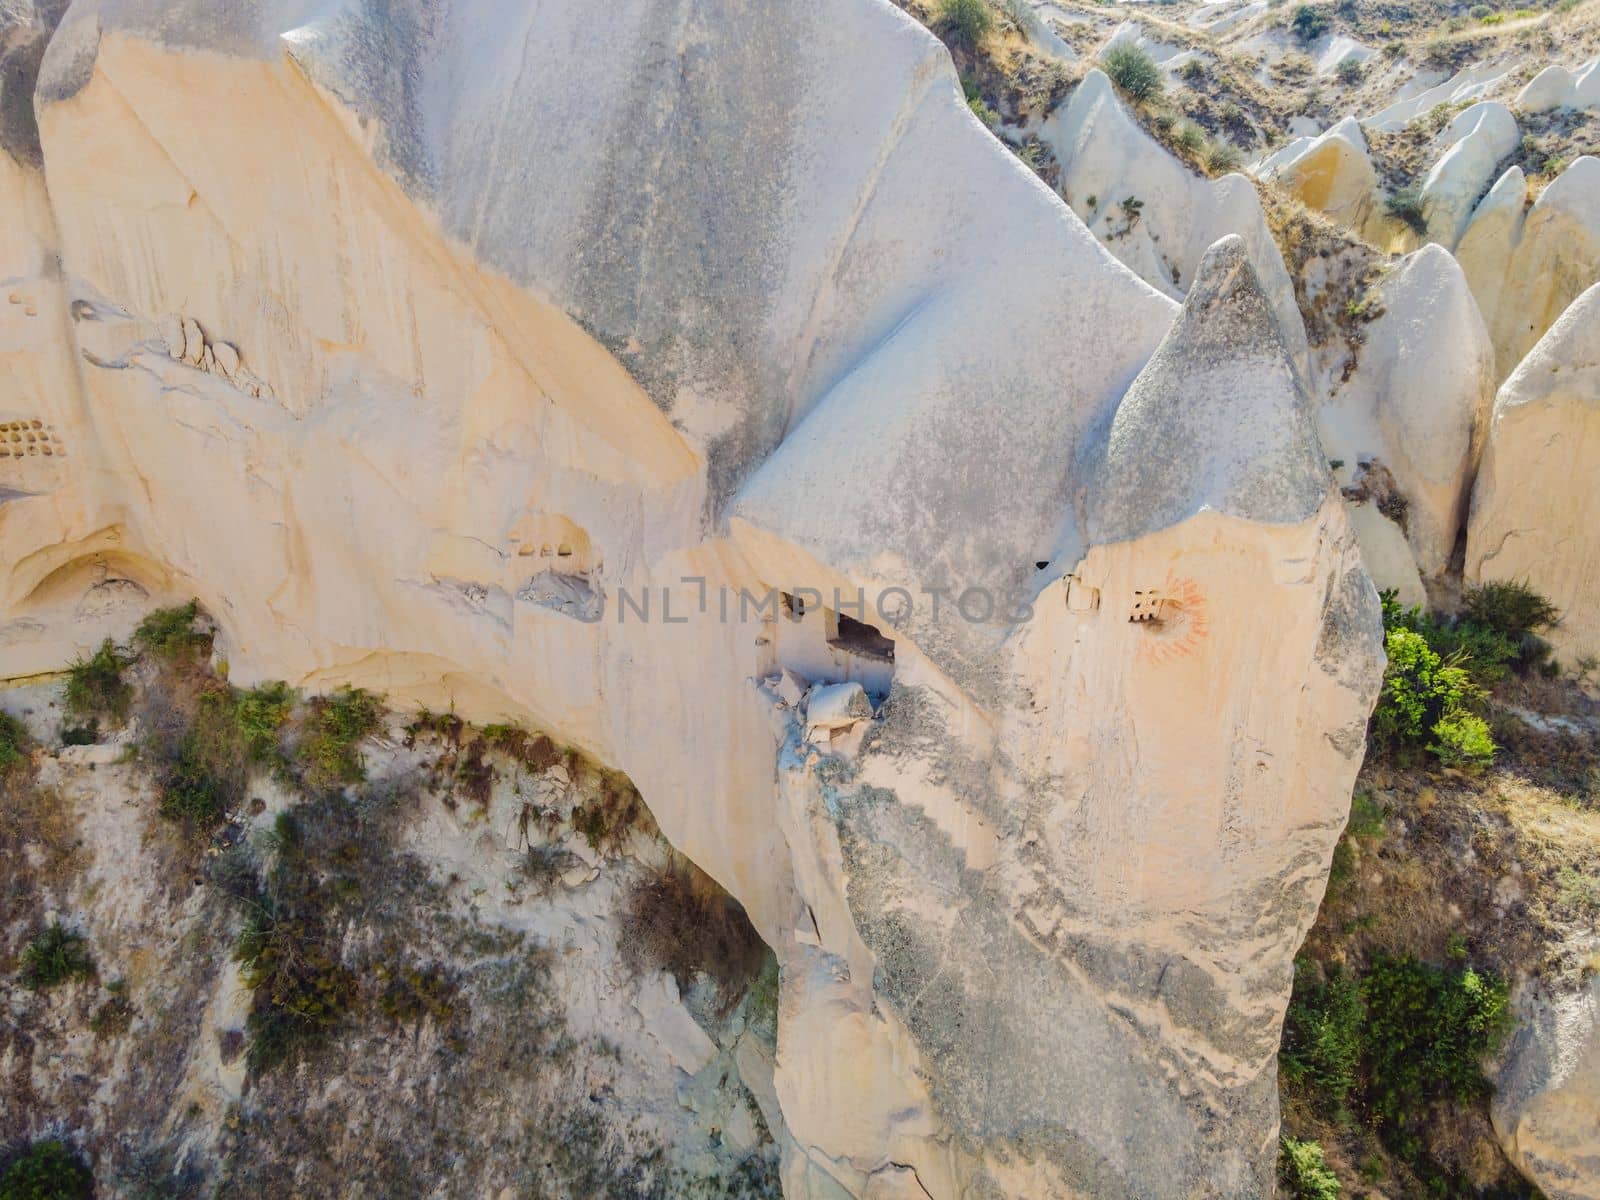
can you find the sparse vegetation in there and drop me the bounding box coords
[1103,43,1164,104]
[620,859,770,1008]
[570,767,657,856]
[1291,5,1332,43]
[63,638,132,723]
[0,1139,94,1200]
[1202,138,1244,174]
[295,686,383,792]
[375,961,460,1027]
[0,711,26,773]
[1280,1137,1341,1199]
[20,923,95,989]
[964,80,997,124]
[937,0,993,48]
[1372,596,1494,767]
[133,600,211,660]
[234,680,296,764]
[90,986,135,1038]
[234,858,360,1071]
[1384,182,1429,235]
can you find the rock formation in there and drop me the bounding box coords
[1493,974,1600,1200]
[1362,62,1520,131]
[1042,69,1310,374]
[1516,57,1600,114]
[1468,280,1600,670]
[1460,157,1600,382]
[1420,102,1520,251]
[0,0,1395,1195]
[1320,244,1495,588]
[1257,117,1380,238]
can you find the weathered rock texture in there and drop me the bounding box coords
[1494,975,1600,1200]
[1516,58,1600,114]
[1319,245,1495,587]
[1258,117,1380,238]
[1460,157,1600,382]
[1420,102,1520,252]
[0,2,1385,1197]
[1042,69,1309,376]
[1468,281,1600,669]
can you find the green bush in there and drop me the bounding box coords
[0,1138,94,1200]
[1335,55,1365,83]
[938,0,993,46]
[1102,43,1164,104]
[233,681,296,764]
[1463,580,1558,651]
[160,739,231,832]
[236,899,359,1072]
[63,640,132,723]
[1282,961,1364,1115]
[963,80,997,124]
[1372,627,1484,753]
[1203,139,1244,175]
[1382,587,1553,688]
[296,687,383,792]
[132,601,211,660]
[1372,593,1498,766]
[1280,1137,1341,1200]
[1363,957,1508,1152]
[0,711,26,773]
[1291,4,1332,41]
[1173,120,1206,156]
[1428,709,1495,768]
[1385,183,1428,235]
[19,924,95,990]
[1283,950,1511,1171]
[156,687,249,835]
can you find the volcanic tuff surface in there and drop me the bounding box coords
[1,0,1597,1196]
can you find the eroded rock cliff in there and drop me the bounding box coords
[0,1,1400,1196]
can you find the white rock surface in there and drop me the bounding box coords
[1468,281,1600,668]
[1320,245,1495,582]
[1515,58,1600,114]
[1493,975,1600,1200]
[1257,116,1379,235]
[1044,70,1309,374]
[1421,101,1520,250]
[1018,0,1081,60]
[1363,61,1519,131]
[0,2,1385,1196]
[1313,34,1374,76]
[1100,20,1203,74]
[1460,157,1600,381]
[804,681,872,732]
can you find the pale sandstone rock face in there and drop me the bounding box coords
[1515,58,1600,114]
[1493,975,1600,1200]
[1042,70,1310,376]
[1319,245,1495,584]
[1460,157,1600,382]
[1362,61,1519,132]
[1421,102,1520,251]
[1468,282,1600,669]
[0,2,1384,1197]
[1257,117,1380,237]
